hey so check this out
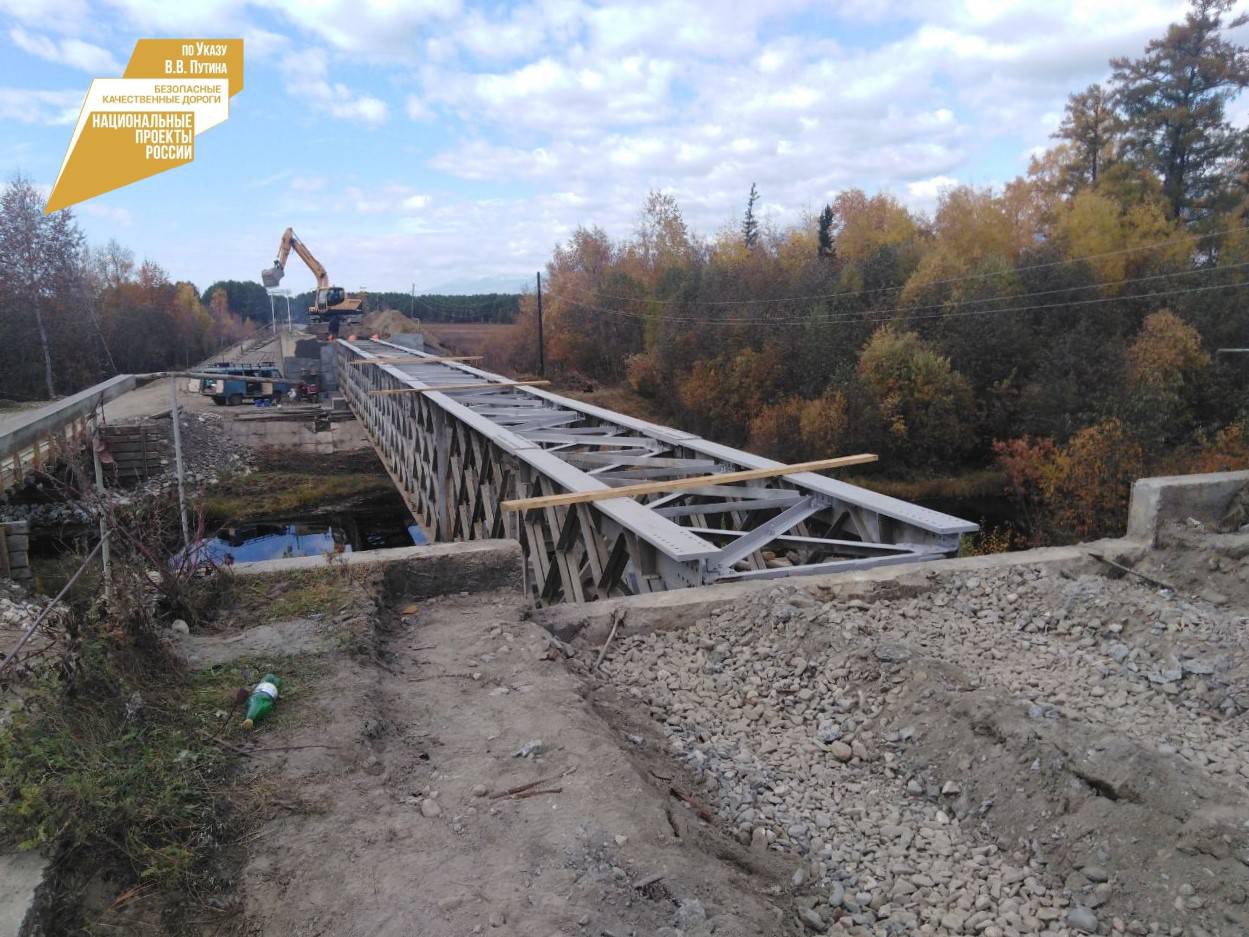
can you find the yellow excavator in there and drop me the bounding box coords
[260,227,364,325]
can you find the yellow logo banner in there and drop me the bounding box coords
[45,39,243,214]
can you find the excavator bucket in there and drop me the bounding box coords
[260,263,284,288]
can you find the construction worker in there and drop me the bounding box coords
[327,311,341,342]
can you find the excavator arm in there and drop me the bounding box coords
[261,227,330,290]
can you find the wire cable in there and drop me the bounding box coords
[548,260,1249,325]
[544,275,1249,329]
[552,219,1249,308]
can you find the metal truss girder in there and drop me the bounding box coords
[336,338,976,603]
[717,551,949,582]
[706,496,824,574]
[655,495,805,517]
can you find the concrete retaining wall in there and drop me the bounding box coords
[232,539,523,599]
[537,539,1142,643]
[1127,470,1249,545]
[225,415,370,454]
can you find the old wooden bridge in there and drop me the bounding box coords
[337,339,976,603]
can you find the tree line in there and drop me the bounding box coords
[486,0,1249,544]
[0,179,258,402]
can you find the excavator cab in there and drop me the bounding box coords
[318,287,346,309]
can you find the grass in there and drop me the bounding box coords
[0,635,327,932]
[196,471,396,523]
[0,637,235,899]
[229,568,361,622]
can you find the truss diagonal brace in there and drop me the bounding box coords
[706,495,824,576]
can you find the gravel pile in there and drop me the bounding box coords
[603,563,1249,937]
[0,410,253,526]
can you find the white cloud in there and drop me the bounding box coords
[0,87,82,125]
[285,49,389,125]
[405,94,433,120]
[402,194,431,211]
[0,0,90,34]
[9,26,121,72]
[905,174,959,212]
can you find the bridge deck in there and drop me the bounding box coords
[337,338,976,603]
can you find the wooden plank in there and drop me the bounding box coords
[369,381,551,396]
[346,355,484,366]
[501,454,879,512]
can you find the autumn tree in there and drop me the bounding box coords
[742,183,760,249]
[0,177,92,398]
[1111,0,1249,218]
[1123,309,1210,445]
[857,326,975,468]
[817,204,835,258]
[1054,84,1118,191]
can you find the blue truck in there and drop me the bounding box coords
[199,362,295,406]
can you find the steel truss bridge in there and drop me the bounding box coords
[337,338,976,604]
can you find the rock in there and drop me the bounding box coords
[828,881,845,908]
[1182,658,1215,676]
[472,784,488,797]
[675,899,706,929]
[1066,906,1098,933]
[799,907,826,931]
[420,798,442,818]
[828,741,853,763]
[614,834,629,847]
[940,910,967,932]
[170,618,190,635]
[1082,864,1109,883]
[513,739,544,758]
[873,642,912,663]
[941,780,961,796]
[816,720,843,743]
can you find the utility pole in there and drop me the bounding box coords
[411,282,416,319]
[536,272,545,377]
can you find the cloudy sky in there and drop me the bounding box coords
[0,0,1211,294]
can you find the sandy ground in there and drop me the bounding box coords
[167,581,792,937]
[102,335,285,424]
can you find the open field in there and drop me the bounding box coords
[420,321,513,358]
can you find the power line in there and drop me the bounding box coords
[550,260,1249,325]
[544,275,1249,329]
[553,220,1249,308]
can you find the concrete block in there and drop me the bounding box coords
[1127,470,1249,544]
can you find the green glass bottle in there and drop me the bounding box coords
[242,673,282,728]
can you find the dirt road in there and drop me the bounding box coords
[175,575,790,937]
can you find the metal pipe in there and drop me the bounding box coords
[169,375,190,546]
[90,414,112,603]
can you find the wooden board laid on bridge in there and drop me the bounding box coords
[501,454,880,511]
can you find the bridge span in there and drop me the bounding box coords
[336,338,976,603]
